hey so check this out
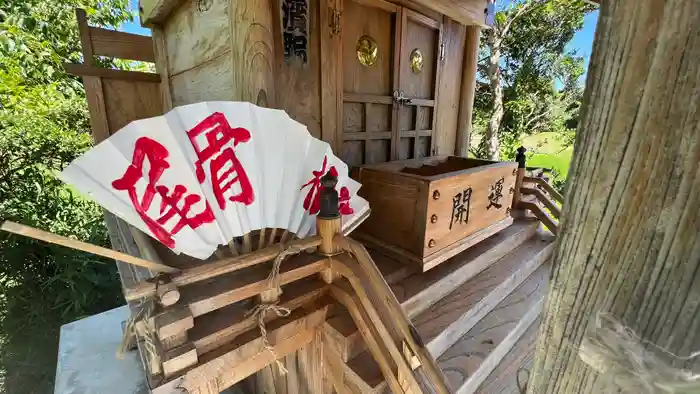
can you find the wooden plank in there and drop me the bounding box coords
[350,0,398,13]
[140,0,183,25]
[64,63,161,82]
[88,26,155,62]
[327,221,537,363]
[415,239,553,358]
[344,236,552,392]
[188,278,327,354]
[331,274,423,393]
[337,238,452,394]
[521,187,562,218]
[273,0,322,139]
[437,263,548,392]
[329,284,408,394]
[343,93,394,105]
[153,304,328,394]
[124,236,320,301]
[323,332,354,394]
[102,78,163,132]
[82,77,111,142]
[0,221,178,273]
[518,201,558,235]
[390,7,405,160]
[456,300,543,394]
[320,0,343,150]
[477,319,539,394]
[75,9,111,143]
[456,25,480,157]
[396,219,539,318]
[162,0,230,76]
[409,0,487,27]
[178,254,328,318]
[229,0,275,106]
[523,176,564,204]
[169,52,234,106]
[343,131,392,140]
[151,27,173,112]
[405,8,440,29]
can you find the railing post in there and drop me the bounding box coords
[512,146,526,212]
[317,171,342,283]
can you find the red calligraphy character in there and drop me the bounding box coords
[300,156,339,215]
[112,137,215,248]
[187,112,255,209]
[338,186,354,215]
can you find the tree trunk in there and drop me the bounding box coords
[529,1,700,393]
[485,28,502,161]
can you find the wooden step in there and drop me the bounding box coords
[476,318,540,394]
[325,219,541,362]
[340,233,553,393]
[438,263,549,394]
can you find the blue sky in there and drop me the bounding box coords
[121,0,598,76]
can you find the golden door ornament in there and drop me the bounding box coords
[410,48,423,73]
[356,35,378,66]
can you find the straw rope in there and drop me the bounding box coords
[579,312,700,393]
[245,302,292,374]
[118,298,161,374]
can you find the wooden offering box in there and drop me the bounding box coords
[354,156,516,271]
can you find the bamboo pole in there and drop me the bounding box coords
[1,221,178,273]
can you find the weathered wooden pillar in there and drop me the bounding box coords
[456,25,481,157]
[529,1,700,393]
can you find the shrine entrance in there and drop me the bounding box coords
[339,0,443,166]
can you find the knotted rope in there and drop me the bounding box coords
[243,243,306,374]
[118,298,161,374]
[579,312,700,393]
[246,302,292,374]
[266,243,308,291]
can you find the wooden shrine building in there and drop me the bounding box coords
[55,0,700,393]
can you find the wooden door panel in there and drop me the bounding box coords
[341,0,399,167]
[401,19,439,99]
[395,10,442,161]
[342,0,395,96]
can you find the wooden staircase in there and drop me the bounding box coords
[323,218,555,393]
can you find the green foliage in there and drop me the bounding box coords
[0,0,131,391]
[472,0,593,185]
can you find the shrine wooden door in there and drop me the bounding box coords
[338,0,443,167]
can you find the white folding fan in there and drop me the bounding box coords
[60,101,370,260]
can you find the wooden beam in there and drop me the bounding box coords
[88,26,155,62]
[0,221,178,273]
[409,0,487,28]
[124,236,322,301]
[523,176,564,204]
[517,201,558,235]
[335,237,452,394]
[63,63,161,82]
[529,1,700,392]
[456,25,481,157]
[521,187,562,218]
[139,0,183,25]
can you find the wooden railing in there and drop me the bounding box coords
[513,148,563,235]
[329,237,451,394]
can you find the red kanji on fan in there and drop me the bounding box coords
[187,112,255,209]
[301,156,353,215]
[112,137,215,248]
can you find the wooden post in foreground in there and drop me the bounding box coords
[529,1,700,393]
[456,25,481,157]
